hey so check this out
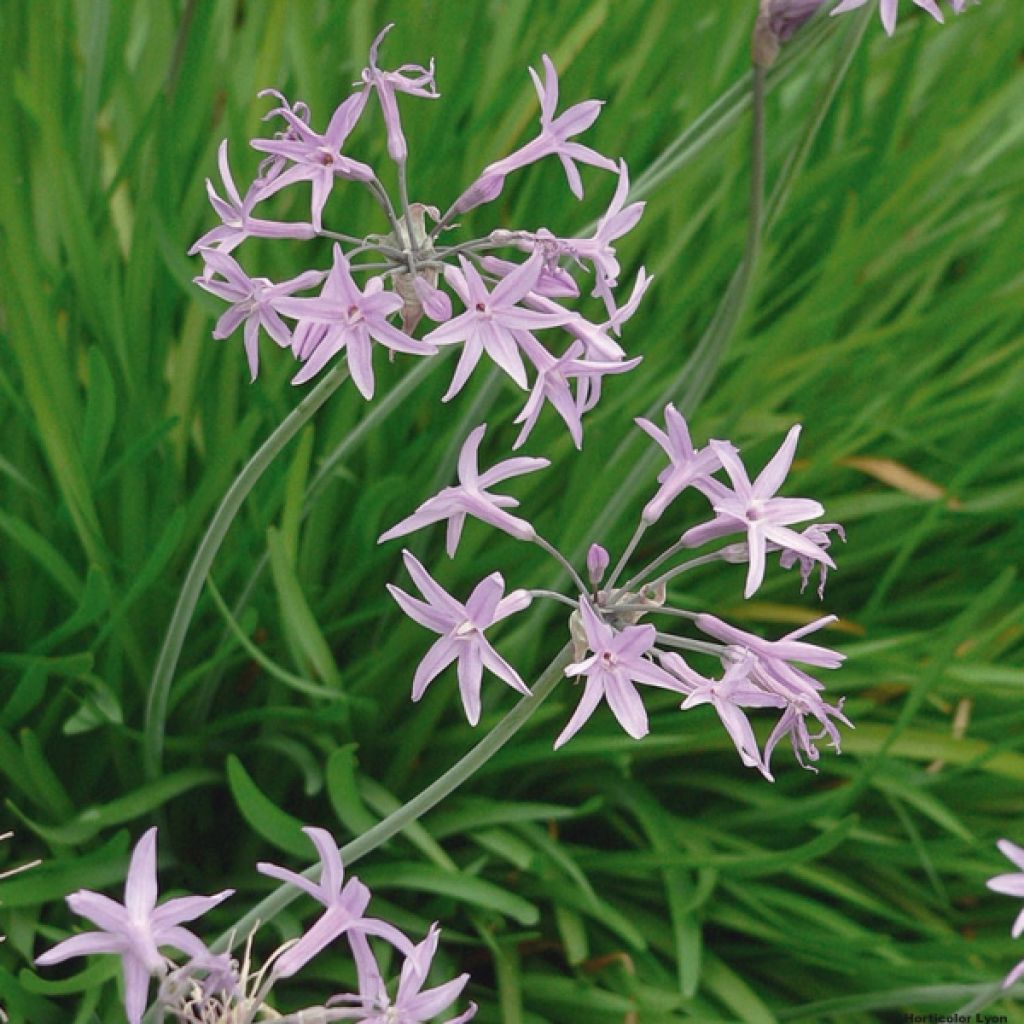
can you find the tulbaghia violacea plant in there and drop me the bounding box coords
[35,828,475,1024]
[188,23,647,448]
[379,409,850,780]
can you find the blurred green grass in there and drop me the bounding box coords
[1,1,1023,1021]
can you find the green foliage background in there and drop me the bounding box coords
[1,1,1023,1021]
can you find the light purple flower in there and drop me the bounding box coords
[188,140,315,258]
[387,550,531,725]
[251,91,373,230]
[378,424,548,555]
[358,23,439,163]
[193,249,325,380]
[587,544,610,586]
[453,55,616,213]
[988,839,1024,988]
[670,652,786,781]
[556,598,685,749]
[274,244,435,397]
[329,925,476,1023]
[559,160,645,317]
[35,828,232,1024]
[681,425,832,598]
[635,404,725,525]
[257,827,412,979]
[830,0,966,35]
[423,251,574,401]
[513,335,640,450]
[695,613,850,772]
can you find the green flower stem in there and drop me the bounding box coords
[606,520,647,593]
[213,644,572,954]
[144,361,351,778]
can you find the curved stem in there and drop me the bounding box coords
[532,534,587,596]
[144,360,351,778]
[213,645,572,953]
[647,551,724,591]
[529,589,579,609]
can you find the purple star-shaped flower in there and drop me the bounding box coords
[188,140,315,259]
[681,425,833,598]
[35,828,232,1024]
[635,404,725,525]
[453,55,617,213]
[329,925,476,1023]
[257,827,412,979]
[559,160,645,317]
[695,614,850,772]
[274,244,436,397]
[988,839,1024,988]
[193,249,325,380]
[513,335,640,450]
[830,0,964,36]
[251,91,373,231]
[667,652,786,781]
[358,23,439,164]
[556,598,685,749]
[378,424,548,555]
[423,251,574,401]
[387,550,531,725]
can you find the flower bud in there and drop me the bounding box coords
[753,0,827,67]
[586,543,610,586]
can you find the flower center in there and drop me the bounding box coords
[745,502,764,522]
[454,620,477,638]
[599,650,617,667]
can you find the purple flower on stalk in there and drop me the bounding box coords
[274,244,436,397]
[188,140,315,259]
[358,24,439,163]
[556,598,685,749]
[330,925,476,1023]
[560,160,646,317]
[251,92,373,231]
[378,424,548,555]
[257,827,412,979]
[192,250,325,381]
[423,251,574,401]
[830,0,968,35]
[635,404,725,525]
[453,55,616,213]
[35,828,232,1024]
[512,335,641,450]
[695,613,850,772]
[988,839,1024,988]
[764,0,828,40]
[665,652,786,781]
[681,425,832,598]
[387,550,531,725]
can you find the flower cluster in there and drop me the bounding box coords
[379,407,850,780]
[188,25,646,448]
[35,827,475,1024]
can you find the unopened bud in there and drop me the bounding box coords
[587,543,610,586]
[753,0,827,67]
